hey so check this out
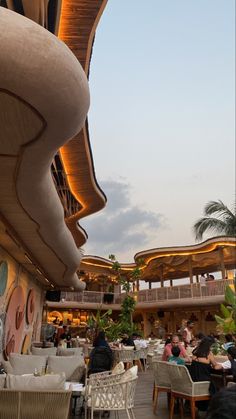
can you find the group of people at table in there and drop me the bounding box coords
[87,321,236,385]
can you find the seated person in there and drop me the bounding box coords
[189,337,222,412]
[206,385,236,419]
[59,326,72,348]
[217,346,236,381]
[133,334,147,349]
[168,346,185,365]
[121,334,135,347]
[93,330,110,349]
[162,335,190,362]
[190,338,197,348]
[223,334,235,351]
[89,331,113,375]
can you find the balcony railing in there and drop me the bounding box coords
[59,279,234,306]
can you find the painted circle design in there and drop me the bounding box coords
[4,285,25,357]
[21,334,31,354]
[26,288,35,325]
[0,261,8,296]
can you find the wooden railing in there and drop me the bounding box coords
[59,279,234,305]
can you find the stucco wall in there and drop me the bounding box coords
[0,246,44,361]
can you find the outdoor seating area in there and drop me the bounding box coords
[0,1,235,419]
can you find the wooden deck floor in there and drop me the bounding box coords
[70,369,193,419]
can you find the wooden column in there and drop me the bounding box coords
[218,247,226,279]
[170,311,175,333]
[160,265,164,287]
[136,279,140,291]
[196,274,199,283]
[142,312,149,338]
[188,255,193,284]
[199,310,205,333]
[148,281,152,290]
[170,279,173,287]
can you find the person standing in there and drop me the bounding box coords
[182,321,194,347]
[60,326,72,348]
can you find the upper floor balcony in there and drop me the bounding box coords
[46,278,234,310]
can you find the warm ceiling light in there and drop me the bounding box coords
[25,254,33,264]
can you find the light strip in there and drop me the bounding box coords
[140,242,236,265]
[25,253,33,264]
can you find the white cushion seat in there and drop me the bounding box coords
[3,353,47,375]
[47,355,85,381]
[31,346,57,356]
[6,373,66,390]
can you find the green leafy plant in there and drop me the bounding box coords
[215,280,236,334]
[211,341,227,356]
[108,254,144,337]
[86,307,113,341]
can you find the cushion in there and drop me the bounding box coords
[6,373,66,390]
[9,353,47,375]
[112,362,125,375]
[47,356,85,381]
[120,365,138,383]
[0,373,6,388]
[31,346,57,356]
[57,347,83,357]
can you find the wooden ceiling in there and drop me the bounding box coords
[58,0,108,247]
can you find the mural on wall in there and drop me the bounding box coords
[4,285,25,358]
[0,312,6,354]
[26,288,35,325]
[0,260,8,354]
[0,260,8,297]
[0,249,43,359]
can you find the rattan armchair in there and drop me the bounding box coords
[84,369,126,419]
[133,349,144,372]
[0,389,72,419]
[87,377,138,419]
[168,364,210,419]
[152,361,171,414]
[114,349,134,369]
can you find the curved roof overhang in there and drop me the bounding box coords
[80,255,136,276]
[0,3,108,289]
[58,0,107,247]
[80,237,236,283]
[135,236,236,282]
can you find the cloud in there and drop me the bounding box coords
[81,179,166,259]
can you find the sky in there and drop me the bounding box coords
[82,0,235,263]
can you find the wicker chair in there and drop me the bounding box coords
[115,349,134,369]
[84,369,126,419]
[87,377,137,419]
[152,361,171,414]
[139,347,149,371]
[0,389,72,419]
[168,364,210,419]
[133,349,144,372]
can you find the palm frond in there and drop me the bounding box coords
[193,217,227,241]
[205,200,235,220]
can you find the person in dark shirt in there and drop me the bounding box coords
[60,326,72,348]
[206,386,236,419]
[121,333,135,347]
[93,330,110,349]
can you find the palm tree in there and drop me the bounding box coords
[193,200,236,241]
